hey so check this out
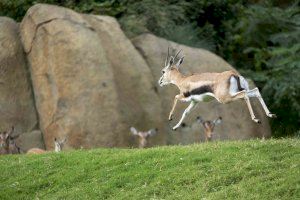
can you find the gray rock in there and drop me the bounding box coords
[17,130,45,152]
[0,17,38,136]
[20,4,164,149]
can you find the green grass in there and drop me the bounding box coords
[0,139,299,200]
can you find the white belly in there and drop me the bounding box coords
[183,93,216,102]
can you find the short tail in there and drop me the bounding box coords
[232,75,244,91]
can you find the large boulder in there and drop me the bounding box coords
[20,4,164,149]
[82,15,165,146]
[0,17,42,149]
[18,3,271,148]
[132,33,271,143]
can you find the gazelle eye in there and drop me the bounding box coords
[162,71,165,74]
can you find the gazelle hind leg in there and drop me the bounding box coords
[247,88,276,118]
[232,90,260,123]
[173,101,197,130]
[244,95,261,123]
[240,77,275,118]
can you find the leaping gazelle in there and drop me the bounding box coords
[158,48,276,130]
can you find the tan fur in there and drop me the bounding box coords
[130,127,157,148]
[27,148,46,154]
[160,49,275,129]
[27,138,66,154]
[203,122,214,141]
[197,117,221,142]
[167,68,238,103]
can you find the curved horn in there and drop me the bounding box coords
[174,49,182,61]
[165,47,170,66]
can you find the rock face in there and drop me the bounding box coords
[132,34,271,143]
[0,3,271,150]
[0,17,42,150]
[20,4,164,149]
[17,130,45,152]
[82,15,165,146]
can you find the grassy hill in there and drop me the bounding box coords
[0,139,299,200]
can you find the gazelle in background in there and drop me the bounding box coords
[27,137,66,154]
[130,127,158,148]
[196,116,222,142]
[0,130,10,155]
[54,137,66,152]
[0,126,20,155]
[158,48,276,130]
[8,135,21,154]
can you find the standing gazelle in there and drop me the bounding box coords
[196,116,222,142]
[158,48,276,130]
[0,126,20,155]
[0,128,12,155]
[130,127,157,148]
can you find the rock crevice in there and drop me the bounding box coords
[0,17,43,151]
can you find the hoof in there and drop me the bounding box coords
[253,118,261,123]
[267,113,277,118]
[181,123,186,128]
[172,126,179,131]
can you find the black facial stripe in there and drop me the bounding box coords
[183,85,213,97]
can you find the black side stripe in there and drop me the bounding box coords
[184,85,213,97]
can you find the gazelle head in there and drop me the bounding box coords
[158,47,184,87]
[196,116,222,141]
[54,137,66,152]
[130,127,158,148]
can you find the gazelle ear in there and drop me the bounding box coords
[176,57,184,68]
[213,117,222,125]
[148,128,157,136]
[130,127,138,135]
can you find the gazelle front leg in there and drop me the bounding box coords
[173,101,197,130]
[169,94,184,121]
